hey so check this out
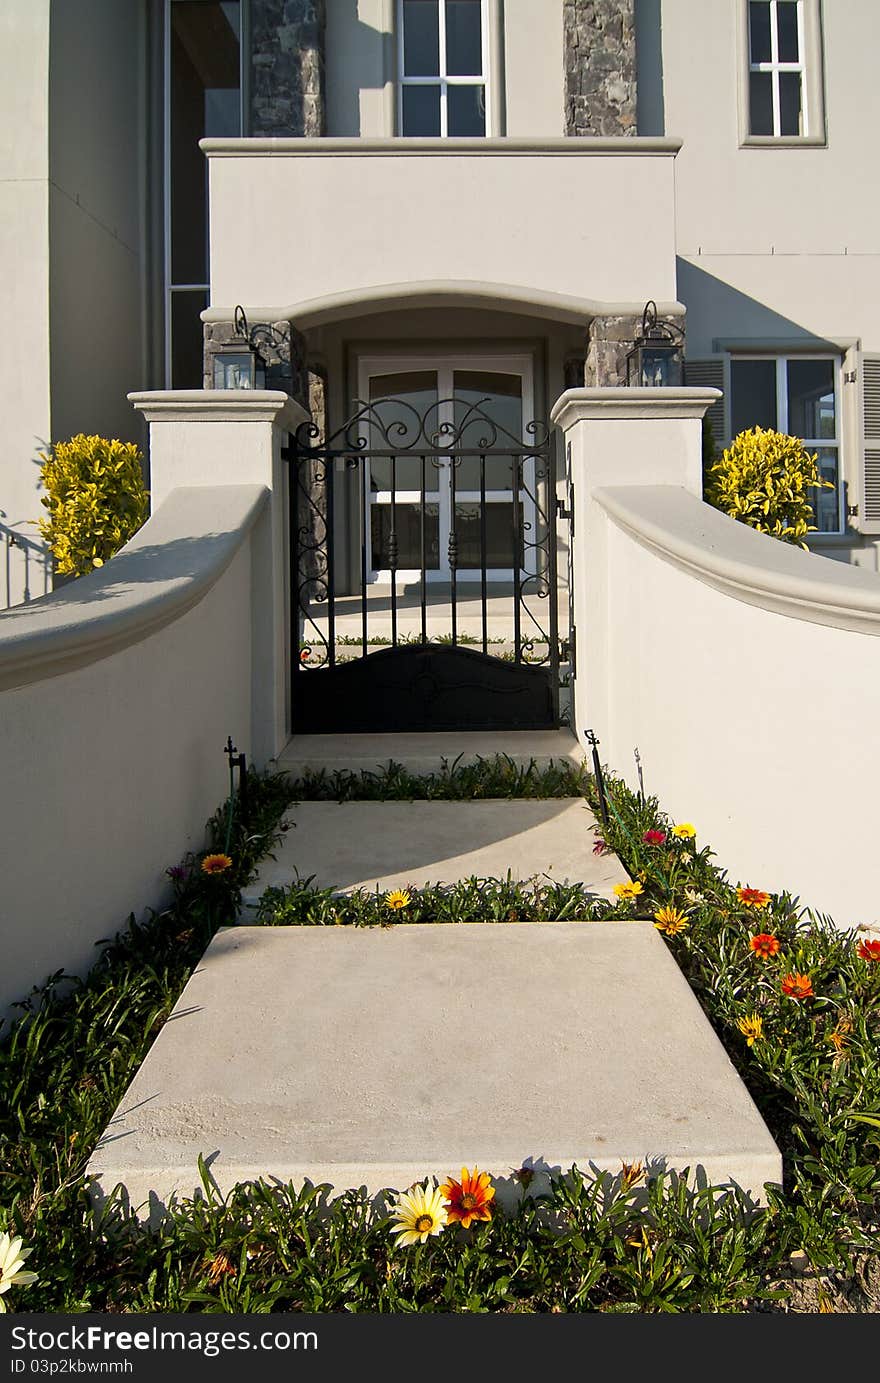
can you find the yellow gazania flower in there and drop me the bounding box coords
[736,1013,764,1047]
[385,888,411,911]
[672,823,697,840]
[201,853,233,876]
[389,1183,447,1246]
[613,880,644,901]
[653,906,688,936]
[0,1232,38,1313]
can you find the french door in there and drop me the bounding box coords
[357,354,535,582]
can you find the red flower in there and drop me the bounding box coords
[592,838,609,856]
[642,830,666,846]
[749,933,781,959]
[781,972,814,1000]
[440,1168,495,1228]
[857,939,880,962]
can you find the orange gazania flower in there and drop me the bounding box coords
[857,939,880,962]
[737,886,771,909]
[749,932,781,959]
[201,853,233,876]
[440,1167,496,1228]
[781,972,814,1000]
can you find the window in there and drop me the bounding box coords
[740,0,825,144]
[398,0,489,136]
[729,356,843,533]
[165,0,246,386]
[747,1,805,135]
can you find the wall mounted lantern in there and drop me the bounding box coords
[213,306,265,389]
[626,301,685,387]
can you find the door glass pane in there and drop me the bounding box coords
[454,504,520,569]
[749,2,772,62]
[779,71,802,135]
[369,372,439,492]
[372,503,440,568]
[453,371,522,489]
[170,1,240,284]
[445,0,482,75]
[402,84,441,135]
[809,448,840,532]
[787,360,835,440]
[731,359,777,435]
[749,71,773,134]
[777,1,800,61]
[403,0,440,74]
[448,84,486,135]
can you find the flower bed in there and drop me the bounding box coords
[0,758,878,1313]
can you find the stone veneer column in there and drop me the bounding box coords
[564,0,637,136]
[250,0,326,136]
[203,318,309,406]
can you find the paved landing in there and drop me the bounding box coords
[274,729,584,778]
[242,799,626,904]
[87,923,782,1213]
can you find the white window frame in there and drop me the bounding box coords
[737,0,826,147]
[163,0,249,386]
[357,352,536,582]
[728,353,845,535]
[396,0,492,137]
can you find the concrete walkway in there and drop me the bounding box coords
[88,923,782,1212]
[243,799,628,903]
[274,728,584,778]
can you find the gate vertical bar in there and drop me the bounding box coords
[545,444,560,722]
[390,455,398,646]
[479,453,488,654]
[288,433,302,684]
[325,455,336,668]
[420,454,428,644]
[512,455,522,663]
[359,457,368,658]
[449,456,458,645]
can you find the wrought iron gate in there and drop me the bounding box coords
[283,396,561,733]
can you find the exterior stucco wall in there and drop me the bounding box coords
[48,0,148,447]
[0,486,262,1021]
[0,1,52,606]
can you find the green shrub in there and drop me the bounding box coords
[704,426,833,547]
[38,434,150,577]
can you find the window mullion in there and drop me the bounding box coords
[797,0,808,135]
[769,1,782,136]
[778,357,788,433]
[438,0,447,135]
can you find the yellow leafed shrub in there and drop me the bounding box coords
[704,426,833,547]
[38,434,150,577]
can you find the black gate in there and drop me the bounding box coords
[283,396,561,733]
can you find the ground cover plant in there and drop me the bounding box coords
[1,756,878,1313]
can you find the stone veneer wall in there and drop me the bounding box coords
[250,0,326,136]
[204,319,308,405]
[564,0,637,136]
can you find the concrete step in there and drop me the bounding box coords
[243,799,625,905]
[273,729,584,779]
[88,922,782,1214]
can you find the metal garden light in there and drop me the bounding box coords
[626,301,685,387]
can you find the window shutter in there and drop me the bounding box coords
[684,358,727,453]
[859,355,880,534]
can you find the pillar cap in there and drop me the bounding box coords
[551,388,722,430]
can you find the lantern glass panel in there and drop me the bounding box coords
[214,351,263,389]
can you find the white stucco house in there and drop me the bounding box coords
[3,1,880,1008]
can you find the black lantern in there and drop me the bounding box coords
[213,305,266,390]
[626,301,685,387]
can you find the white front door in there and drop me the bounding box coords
[357,354,536,582]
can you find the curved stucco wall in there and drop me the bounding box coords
[0,485,267,1020]
[594,485,880,926]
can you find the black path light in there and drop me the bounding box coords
[626,300,685,387]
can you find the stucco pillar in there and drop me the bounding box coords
[564,1,637,137]
[250,0,326,136]
[129,390,308,764]
[550,387,719,758]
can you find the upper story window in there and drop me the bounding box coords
[748,1,806,135]
[398,0,489,136]
[741,0,825,145]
